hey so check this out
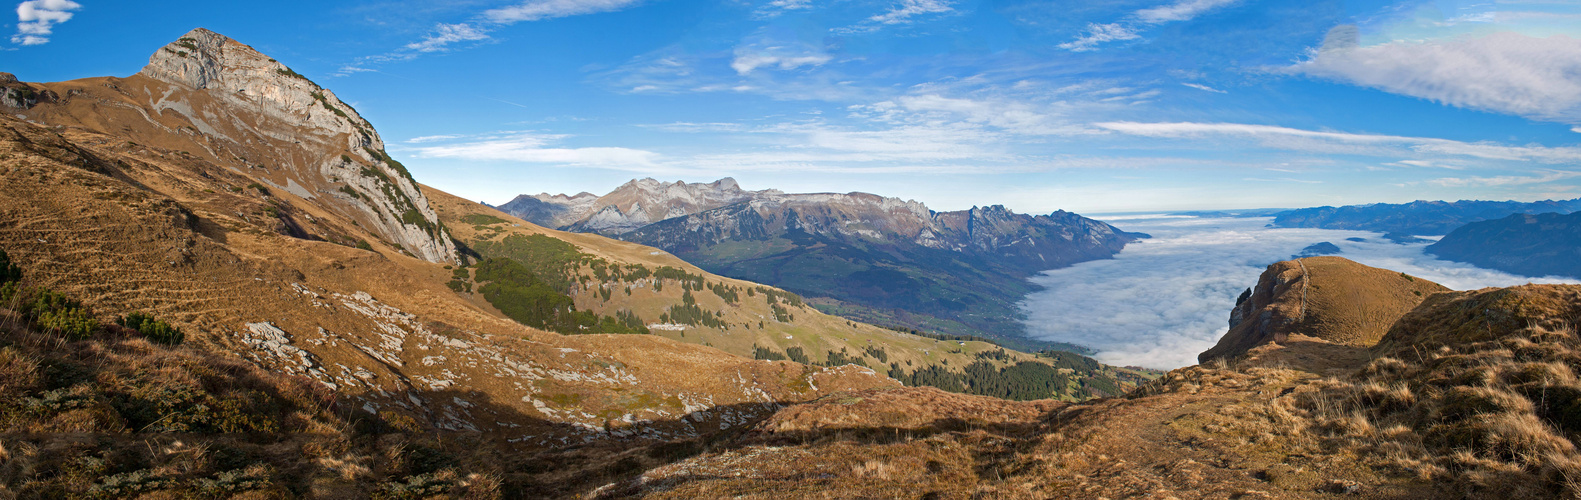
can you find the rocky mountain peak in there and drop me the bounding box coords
[125,28,460,263]
[139,28,376,151]
[141,28,256,91]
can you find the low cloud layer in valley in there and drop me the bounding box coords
[1020,216,1579,370]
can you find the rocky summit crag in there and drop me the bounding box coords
[504,178,1141,349]
[12,28,458,263]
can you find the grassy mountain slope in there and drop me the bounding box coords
[430,190,1157,401]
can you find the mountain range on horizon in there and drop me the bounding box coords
[1270,198,1581,236]
[497,177,1144,350]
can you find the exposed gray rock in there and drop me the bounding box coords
[138,28,459,263]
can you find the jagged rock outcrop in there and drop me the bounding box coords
[1200,256,1448,364]
[0,72,53,109]
[13,28,458,263]
[138,28,457,263]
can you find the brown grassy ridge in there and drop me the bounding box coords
[1201,256,1448,367]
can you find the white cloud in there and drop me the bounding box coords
[1134,0,1238,24]
[1021,216,1576,369]
[404,23,491,53]
[404,134,465,143]
[847,89,1135,137]
[1059,0,1239,51]
[1393,159,1463,170]
[12,0,80,46]
[1290,31,1581,124]
[1095,121,1581,164]
[347,0,644,73]
[835,0,954,34]
[1427,170,1581,187]
[483,0,644,23]
[730,47,833,75]
[868,0,953,25]
[409,132,660,168]
[1181,82,1226,93]
[1057,23,1139,52]
[755,0,813,18]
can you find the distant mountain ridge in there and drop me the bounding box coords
[504,178,1141,348]
[500,177,763,233]
[1427,212,1581,279]
[1271,198,1581,236]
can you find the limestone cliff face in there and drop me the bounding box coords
[109,28,457,263]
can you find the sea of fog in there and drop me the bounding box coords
[1019,216,1580,370]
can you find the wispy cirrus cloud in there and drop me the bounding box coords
[835,0,954,34]
[1095,121,1581,164]
[341,0,645,74]
[1427,171,1581,188]
[753,0,813,19]
[1288,29,1581,124]
[406,132,661,169]
[1133,0,1238,24]
[404,23,491,53]
[482,0,642,23]
[1181,82,1226,93]
[11,0,81,46]
[730,45,832,75]
[1059,0,1239,51]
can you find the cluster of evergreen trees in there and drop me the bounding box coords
[883,324,1007,348]
[759,287,804,307]
[659,291,725,329]
[752,344,811,364]
[706,281,739,303]
[473,258,647,335]
[887,360,1076,401]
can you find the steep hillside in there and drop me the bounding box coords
[506,178,1140,349]
[434,190,1157,401]
[0,30,906,454]
[1271,198,1581,236]
[1199,256,1447,367]
[1426,211,1581,279]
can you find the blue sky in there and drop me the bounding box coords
[5,0,1581,213]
